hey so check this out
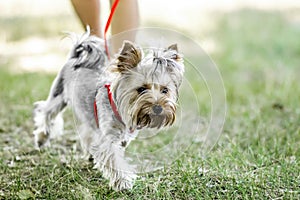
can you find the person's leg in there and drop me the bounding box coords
[110,0,139,35]
[71,0,102,37]
[110,0,140,52]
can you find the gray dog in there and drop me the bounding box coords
[33,31,185,190]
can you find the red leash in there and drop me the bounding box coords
[104,84,123,123]
[93,100,99,128]
[94,0,122,128]
[104,0,120,59]
[93,84,124,128]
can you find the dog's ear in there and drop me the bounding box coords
[115,41,141,72]
[165,44,182,61]
[167,44,178,52]
[164,43,184,76]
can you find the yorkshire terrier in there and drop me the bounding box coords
[33,31,185,190]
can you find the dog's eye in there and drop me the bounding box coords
[161,87,169,94]
[137,87,147,94]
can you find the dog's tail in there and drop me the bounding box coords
[69,28,108,70]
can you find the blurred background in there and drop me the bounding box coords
[1,0,299,73]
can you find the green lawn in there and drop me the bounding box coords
[0,9,299,199]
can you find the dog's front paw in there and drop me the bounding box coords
[110,173,137,191]
[101,164,137,191]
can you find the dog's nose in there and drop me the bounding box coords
[152,105,163,115]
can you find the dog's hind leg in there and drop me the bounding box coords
[33,73,67,148]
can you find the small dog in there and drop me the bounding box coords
[33,31,185,190]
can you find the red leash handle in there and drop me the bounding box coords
[104,0,120,59]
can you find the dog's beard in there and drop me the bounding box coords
[136,109,176,129]
[113,71,180,131]
[121,92,177,130]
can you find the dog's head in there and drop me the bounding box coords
[111,41,184,131]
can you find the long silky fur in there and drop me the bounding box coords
[32,34,184,191]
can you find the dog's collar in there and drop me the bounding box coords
[93,84,124,128]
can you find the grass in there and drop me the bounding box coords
[0,15,81,42]
[0,9,300,199]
